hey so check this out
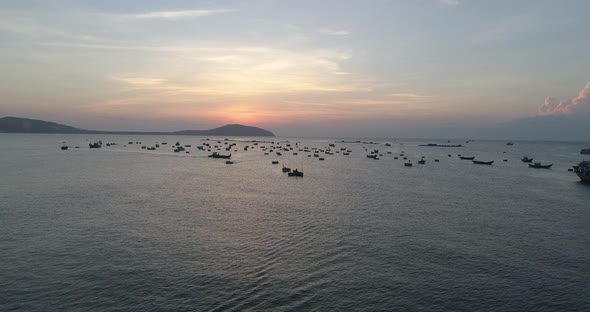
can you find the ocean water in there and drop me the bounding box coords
[1,134,589,311]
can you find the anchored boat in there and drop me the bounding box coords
[573,161,590,182]
[528,162,552,169]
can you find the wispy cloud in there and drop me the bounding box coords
[124,9,231,20]
[320,28,350,36]
[390,93,432,98]
[439,0,459,7]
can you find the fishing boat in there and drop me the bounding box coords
[528,162,552,169]
[288,169,304,177]
[282,166,292,172]
[473,160,494,165]
[573,161,590,182]
[521,156,533,163]
[459,156,475,160]
[89,142,102,149]
[404,161,412,167]
[208,152,231,159]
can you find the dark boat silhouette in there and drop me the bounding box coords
[521,156,533,163]
[573,161,590,182]
[89,142,102,149]
[459,156,475,160]
[473,160,494,165]
[288,169,303,177]
[208,152,231,159]
[528,162,552,169]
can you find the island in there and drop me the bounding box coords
[0,116,275,137]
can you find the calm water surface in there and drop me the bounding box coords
[1,134,589,311]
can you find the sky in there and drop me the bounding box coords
[0,0,589,137]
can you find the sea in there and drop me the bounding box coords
[1,134,589,312]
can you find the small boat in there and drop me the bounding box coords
[282,166,291,172]
[506,142,514,146]
[459,156,475,160]
[521,156,533,163]
[319,158,325,161]
[404,161,412,167]
[225,160,234,164]
[581,149,590,155]
[89,142,102,149]
[208,152,231,159]
[271,160,279,164]
[418,159,426,164]
[366,154,377,159]
[573,161,590,182]
[472,160,494,165]
[60,142,68,150]
[288,169,304,177]
[434,159,439,162]
[528,162,553,169]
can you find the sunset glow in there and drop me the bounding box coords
[1,0,589,136]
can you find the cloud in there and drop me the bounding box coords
[390,93,432,98]
[320,28,350,36]
[538,82,590,115]
[439,0,459,7]
[124,9,231,20]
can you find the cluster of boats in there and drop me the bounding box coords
[58,138,590,183]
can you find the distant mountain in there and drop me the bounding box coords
[0,117,275,137]
[0,116,89,134]
[173,124,274,137]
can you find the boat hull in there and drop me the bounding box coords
[528,164,552,169]
[473,160,493,165]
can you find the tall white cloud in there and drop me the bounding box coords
[538,82,590,115]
